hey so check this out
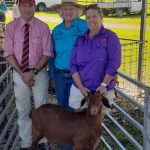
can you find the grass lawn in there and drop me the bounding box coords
[35,10,150,26]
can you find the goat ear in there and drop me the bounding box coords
[102,96,112,109]
[80,98,86,107]
[81,92,92,106]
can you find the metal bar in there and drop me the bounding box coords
[10,134,19,150]
[117,71,149,90]
[0,61,8,65]
[0,108,17,143]
[3,123,18,150]
[143,87,150,150]
[107,114,143,150]
[0,66,12,84]
[102,123,126,150]
[101,136,113,150]
[0,80,14,104]
[115,88,144,112]
[112,103,143,133]
[121,41,139,46]
[119,38,143,42]
[0,94,15,125]
[138,0,148,82]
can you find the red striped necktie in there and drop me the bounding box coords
[21,24,30,72]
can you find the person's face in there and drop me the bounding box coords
[61,5,78,22]
[85,9,102,31]
[19,3,35,22]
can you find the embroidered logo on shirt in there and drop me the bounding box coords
[100,38,107,43]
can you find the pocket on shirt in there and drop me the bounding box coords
[14,38,24,51]
[95,42,107,61]
[96,42,107,49]
[32,37,42,56]
[76,46,91,65]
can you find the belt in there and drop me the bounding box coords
[56,68,70,73]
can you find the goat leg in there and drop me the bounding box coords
[31,124,42,150]
[31,136,42,150]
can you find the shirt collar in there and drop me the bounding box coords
[60,17,79,29]
[20,17,35,28]
[83,24,106,39]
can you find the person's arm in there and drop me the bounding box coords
[48,33,55,79]
[35,25,53,71]
[70,39,90,97]
[96,32,121,94]
[34,55,49,71]
[105,32,121,75]
[4,23,23,76]
[96,74,114,94]
[72,72,90,97]
[6,55,23,76]
[4,23,34,86]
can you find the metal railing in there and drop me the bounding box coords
[100,71,150,150]
[0,62,18,150]
[1,67,150,149]
[119,38,149,87]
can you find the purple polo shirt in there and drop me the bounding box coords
[70,26,121,92]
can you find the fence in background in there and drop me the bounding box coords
[1,64,150,150]
[0,58,18,150]
[100,71,150,150]
[119,38,150,87]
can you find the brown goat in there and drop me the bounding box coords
[31,92,111,150]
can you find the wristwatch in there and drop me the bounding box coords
[32,68,39,75]
[101,82,107,87]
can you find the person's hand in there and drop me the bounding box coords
[22,71,35,86]
[28,79,34,87]
[79,86,91,97]
[96,85,107,95]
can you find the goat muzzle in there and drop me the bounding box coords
[90,107,99,116]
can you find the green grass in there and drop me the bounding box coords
[35,10,150,26]
[35,10,60,17]
[104,14,150,25]
[107,27,150,41]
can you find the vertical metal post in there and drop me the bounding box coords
[138,0,147,82]
[143,87,150,150]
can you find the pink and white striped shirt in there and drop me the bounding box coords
[4,17,53,67]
